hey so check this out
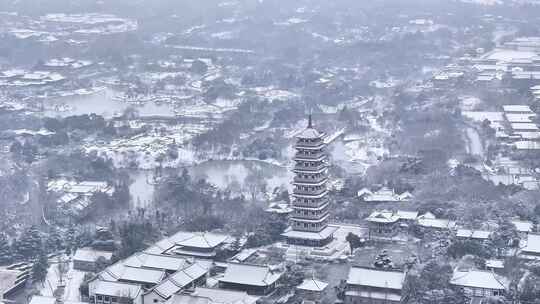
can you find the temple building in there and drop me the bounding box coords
[282,116,337,247]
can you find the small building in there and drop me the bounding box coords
[512,220,533,238]
[73,248,114,272]
[164,288,259,304]
[395,210,419,223]
[520,234,540,260]
[218,263,284,295]
[265,202,293,217]
[344,267,405,304]
[358,187,410,203]
[88,280,142,304]
[0,268,29,300]
[510,123,539,133]
[296,278,328,303]
[142,262,209,304]
[502,105,533,114]
[456,229,492,242]
[416,213,456,230]
[123,252,212,275]
[485,259,505,272]
[97,263,165,289]
[365,210,400,236]
[450,270,509,298]
[29,296,86,304]
[162,231,231,259]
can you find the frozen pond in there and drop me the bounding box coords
[129,160,292,208]
[43,88,176,118]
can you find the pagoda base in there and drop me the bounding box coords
[282,226,338,247]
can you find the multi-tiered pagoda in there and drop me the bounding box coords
[282,116,337,247]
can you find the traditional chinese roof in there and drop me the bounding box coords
[219,263,284,287]
[93,280,142,298]
[73,247,113,263]
[450,270,509,290]
[523,234,540,254]
[366,210,400,224]
[347,267,405,290]
[296,278,328,292]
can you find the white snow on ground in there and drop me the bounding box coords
[40,259,85,301]
[465,127,484,156]
[62,262,85,302]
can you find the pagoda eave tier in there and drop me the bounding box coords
[293,202,329,211]
[282,225,337,240]
[293,156,327,162]
[295,144,325,150]
[292,191,329,198]
[293,166,327,173]
[292,178,328,186]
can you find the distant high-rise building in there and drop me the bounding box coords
[282,115,336,247]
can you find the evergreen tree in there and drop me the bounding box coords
[0,233,13,265]
[65,225,77,254]
[17,225,43,259]
[31,251,49,283]
[45,227,64,253]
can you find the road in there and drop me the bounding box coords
[465,127,484,157]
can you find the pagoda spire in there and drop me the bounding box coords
[308,109,313,128]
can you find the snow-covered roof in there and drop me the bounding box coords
[219,263,284,287]
[73,247,113,263]
[347,267,405,290]
[297,127,322,139]
[417,218,456,230]
[296,278,328,292]
[265,202,293,214]
[357,188,373,197]
[366,210,399,224]
[165,294,211,304]
[344,290,401,302]
[93,280,142,298]
[169,231,230,249]
[282,225,338,240]
[450,270,509,290]
[456,229,491,240]
[145,238,176,254]
[190,287,259,304]
[361,187,400,202]
[150,262,209,299]
[510,123,538,131]
[101,263,165,285]
[505,113,535,123]
[486,259,504,269]
[514,141,540,150]
[503,105,533,113]
[512,220,533,233]
[417,212,436,220]
[29,296,86,304]
[523,234,540,254]
[124,252,204,272]
[396,210,418,220]
[230,249,258,263]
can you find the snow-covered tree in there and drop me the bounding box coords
[0,233,13,265]
[17,225,43,259]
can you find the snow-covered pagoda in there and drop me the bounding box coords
[282,115,337,247]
